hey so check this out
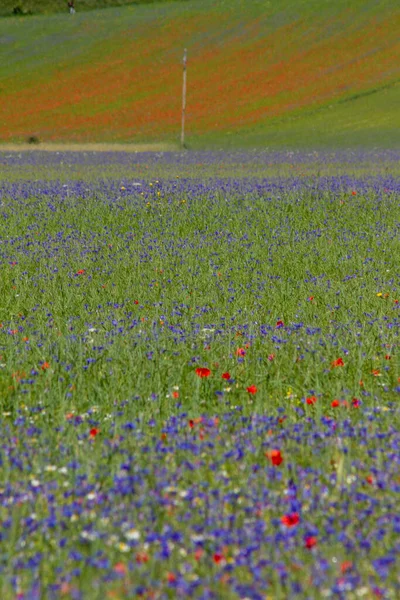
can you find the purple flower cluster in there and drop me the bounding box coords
[0,407,399,599]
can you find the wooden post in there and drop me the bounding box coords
[181,48,187,149]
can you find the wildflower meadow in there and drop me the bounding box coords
[0,149,399,599]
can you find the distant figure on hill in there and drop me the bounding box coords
[68,1,75,14]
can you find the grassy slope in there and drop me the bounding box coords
[0,0,399,148]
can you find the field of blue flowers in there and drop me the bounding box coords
[0,150,399,599]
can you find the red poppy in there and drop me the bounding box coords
[341,561,353,574]
[189,420,194,429]
[89,427,100,438]
[213,553,224,564]
[194,548,204,561]
[331,357,344,368]
[308,296,314,302]
[134,300,139,304]
[351,190,357,196]
[236,348,246,356]
[331,399,340,408]
[113,562,127,575]
[76,269,85,275]
[276,320,284,328]
[351,398,360,408]
[172,391,179,398]
[268,354,275,361]
[195,367,211,378]
[385,354,391,360]
[366,475,374,485]
[246,385,257,394]
[281,513,300,527]
[266,449,283,466]
[371,369,381,376]
[166,572,176,583]
[222,372,231,380]
[306,396,317,405]
[135,552,149,564]
[41,362,50,370]
[304,536,317,549]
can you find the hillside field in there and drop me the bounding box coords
[1,0,399,147]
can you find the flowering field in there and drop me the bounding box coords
[0,150,399,599]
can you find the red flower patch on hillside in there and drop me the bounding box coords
[1,9,399,142]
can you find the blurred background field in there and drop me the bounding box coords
[1,0,399,148]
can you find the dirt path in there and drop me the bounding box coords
[0,143,180,153]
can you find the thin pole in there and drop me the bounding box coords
[181,48,187,149]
